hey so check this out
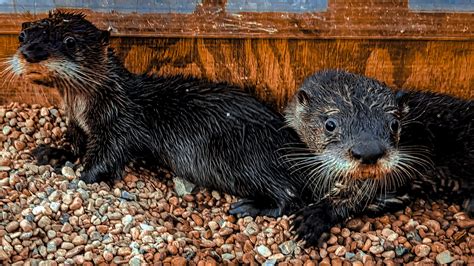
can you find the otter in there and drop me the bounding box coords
[5,11,307,217]
[285,70,473,246]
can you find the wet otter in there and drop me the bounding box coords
[5,11,306,217]
[285,70,473,246]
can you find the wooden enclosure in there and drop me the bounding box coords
[0,0,473,111]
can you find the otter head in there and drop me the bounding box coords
[285,70,423,201]
[5,10,110,90]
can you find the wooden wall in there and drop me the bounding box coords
[1,36,472,111]
[0,0,473,110]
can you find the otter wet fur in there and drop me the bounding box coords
[285,70,473,246]
[3,11,306,217]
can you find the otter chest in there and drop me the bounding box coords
[66,97,90,134]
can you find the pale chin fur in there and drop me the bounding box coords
[9,54,25,76]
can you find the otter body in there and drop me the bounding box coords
[8,11,305,217]
[285,70,473,246]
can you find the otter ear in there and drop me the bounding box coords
[99,29,110,45]
[21,22,32,30]
[296,90,310,106]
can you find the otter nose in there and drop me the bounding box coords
[20,44,49,63]
[350,141,386,165]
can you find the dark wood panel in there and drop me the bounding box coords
[1,36,472,110]
[0,0,473,40]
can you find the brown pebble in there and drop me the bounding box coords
[191,213,203,226]
[171,257,187,266]
[413,244,430,257]
[6,221,20,233]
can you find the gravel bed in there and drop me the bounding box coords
[0,102,473,265]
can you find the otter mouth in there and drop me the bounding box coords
[348,164,390,180]
[23,65,55,86]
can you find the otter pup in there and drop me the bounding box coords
[285,70,473,246]
[6,11,306,217]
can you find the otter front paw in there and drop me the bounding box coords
[229,198,283,218]
[463,198,474,216]
[31,144,76,166]
[291,203,333,247]
[79,166,121,185]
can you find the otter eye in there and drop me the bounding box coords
[390,120,400,133]
[325,118,337,132]
[64,36,76,49]
[19,31,26,43]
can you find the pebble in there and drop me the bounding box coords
[173,177,195,196]
[0,104,471,265]
[436,250,454,264]
[256,245,272,257]
[413,244,431,257]
[32,205,46,215]
[61,166,76,179]
[20,219,33,232]
[6,221,19,232]
[369,245,384,255]
[279,240,296,255]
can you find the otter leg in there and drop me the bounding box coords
[229,199,281,217]
[463,198,474,216]
[79,133,127,184]
[229,197,293,218]
[65,121,88,159]
[291,199,341,247]
[31,121,87,168]
[31,144,76,167]
[365,193,413,216]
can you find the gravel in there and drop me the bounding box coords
[0,102,473,265]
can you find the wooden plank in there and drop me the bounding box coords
[1,36,472,110]
[0,0,472,40]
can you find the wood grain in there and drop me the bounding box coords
[0,0,472,40]
[1,36,472,110]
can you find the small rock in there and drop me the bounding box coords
[6,221,19,232]
[32,206,46,215]
[395,246,408,257]
[69,197,83,211]
[381,228,398,241]
[256,245,272,258]
[346,218,364,231]
[38,216,51,228]
[72,235,87,245]
[0,249,9,260]
[120,191,137,201]
[436,250,454,264]
[279,240,296,255]
[335,246,347,256]
[173,177,195,196]
[50,202,60,213]
[381,250,395,259]
[263,259,277,266]
[20,219,33,232]
[61,166,76,179]
[369,245,384,255]
[413,244,430,257]
[139,223,154,231]
[65,246,84,258]
[129,256,143,266]
[221,253,235,261]
[244,222,259,236]
[47,242,57,253]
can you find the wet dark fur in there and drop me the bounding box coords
[285,70,473,246]
[9,11,307,217]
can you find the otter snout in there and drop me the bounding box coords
[20,44,50,63]
[350,140,387,165]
